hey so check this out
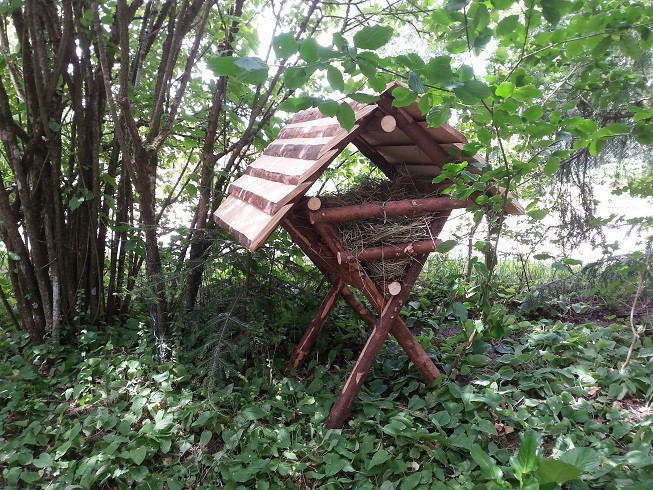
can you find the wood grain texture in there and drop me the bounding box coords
[212,196,293,252]
[228,175,312,214]
[246,149,339,185]
[309,196,469,224]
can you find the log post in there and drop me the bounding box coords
[286,279,344,372]
[324,253,430,429]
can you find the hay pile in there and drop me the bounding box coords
[320,177,441,283]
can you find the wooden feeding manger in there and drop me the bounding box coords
[214,81,524,428]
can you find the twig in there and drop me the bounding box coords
[620,245,651,373]
[446,329,477,378]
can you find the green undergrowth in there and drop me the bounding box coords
[1,317,652,489]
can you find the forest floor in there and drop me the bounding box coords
[1,270,652,489]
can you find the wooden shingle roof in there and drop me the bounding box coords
[214,82,524,251]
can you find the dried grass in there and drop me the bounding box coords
[320,177,442,283]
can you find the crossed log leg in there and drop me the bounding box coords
[282,214,442,428]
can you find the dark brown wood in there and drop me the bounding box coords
[337,238,443,264]
[351,136,398,180]
[378,96,453,165]
[282,211,441,386]
[287,279,344,372]
[324,253,430,429]
[309,197,469,224]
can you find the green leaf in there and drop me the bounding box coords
[592,35,612,57]
[513,431,541,481]
[278,96,313,113]
[470,444,503,481]
[199,430,212,446]
[368,449,391,469]
[453,80,492,104]
[32,452,53,468]
[513,84,542,100]
[543,157,560,177]
[528,209,548,220]
[284,67,309,90]
[538,458,583,484]
[241,405,268,421]
[540,0,563,25]
[348,92,380,104]
[336,102,356,131]
[496,15,520,36]
[299,38,319,63]
[559,447,601,472]
[634,122,653,145]
[619,33,641,59]
[234,57,269,84]
[206,56,241,77]
[408,71,427,93]
[426,106,449,128]
[318,100,339,117]
[167,479,183,490]
[235,56,266,72]
[129,447,147,465]
[326,65,344,92]
[566,39,585,58]
[495,81,514,98]
[421,56,453,84]
[272,33,298,59]
[477,127,492,145]
[353,25,394,50]
[436,240,458,253]
[452,302,468,321]
[391,86,418,107]
[69,196,84,211]
[400,472,423,490]
[523,106,543,122]
[323,453,347,476]
[445,0,471,11]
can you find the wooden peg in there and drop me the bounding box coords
[307,196,322,211]
[380,115,397,133]
[387,281,402,296]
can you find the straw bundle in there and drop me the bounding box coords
[320,177,441,283]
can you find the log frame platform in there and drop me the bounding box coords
[213,81,525,428]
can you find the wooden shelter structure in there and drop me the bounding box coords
[214,82,524,428]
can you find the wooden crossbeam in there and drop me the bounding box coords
[308,196,469,224]
[337,238,443,264]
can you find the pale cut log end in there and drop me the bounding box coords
[387,281,402,296]
[307,196,322,211]
[380,115,397,133]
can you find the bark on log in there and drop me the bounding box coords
[324,253,429,429]
[309,196,469,224]
[337,238,443,264]
[286,279,343,372]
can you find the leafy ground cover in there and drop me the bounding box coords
[1,307,652,489]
